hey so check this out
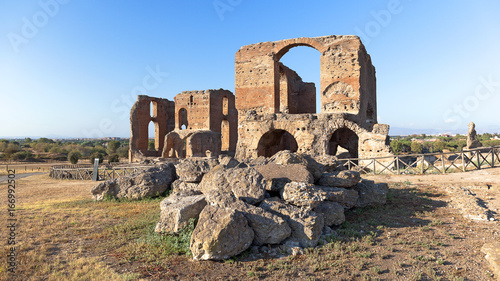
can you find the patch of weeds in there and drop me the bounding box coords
[356,261,367,271]
[354,251,373,258]
[412,271,422,281]
[133,218,196,259]
[403,180,412,186]
[436,259,445,265]
[421,226,430,232]
[370,266,382,274]
[429,220,444,226]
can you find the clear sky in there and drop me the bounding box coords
[1,0,500,138]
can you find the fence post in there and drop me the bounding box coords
[396,156,400,175]
[491,147,495,166]
[441,153,445,174]
[461,151,465,172]
[477,150,481,169]
[421,156,424,174]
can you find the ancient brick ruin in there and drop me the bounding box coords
[129,95,175,161]
[129,35,393,162]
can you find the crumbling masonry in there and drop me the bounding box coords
[129,35,393,162]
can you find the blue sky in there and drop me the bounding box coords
[1,0,499,138]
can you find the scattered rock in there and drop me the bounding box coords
[199,166,266,205]
[91,164,176,200]
[446,185,492,221]
[171,180,201,197]
[321,186,359,209]
[352,180,388,207]
[481,242,500,280]
[175,158,219,183]
[233,201,292,246]
[255,163,314,192]
[190,205,254,260]
[218,156,241,168]
[318,170,361,188]
[314,201,345,226]
[302,154,343,181]
[269,150,308,166]
[281,182,326,208]
[260,198,324,248]
[155,194,206,234]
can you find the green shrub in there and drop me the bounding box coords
[108,154,119,163]
[90,152,104,164]
[68,151,82,164]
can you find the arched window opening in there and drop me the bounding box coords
[150,101,157,118]
[328,128,359,159]
[148,121,157,151]
[278,46,321,114]
[257,129,298,157]
[178,108,188,130]
[221,120,230,151]
[222,96,229,115]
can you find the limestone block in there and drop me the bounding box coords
[190,205,254,260]
[155,194,206,234]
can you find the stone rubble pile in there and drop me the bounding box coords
[91,151,388,260]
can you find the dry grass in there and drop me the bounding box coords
[0,174,498,280]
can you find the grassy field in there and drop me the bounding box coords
[0,174,498,280]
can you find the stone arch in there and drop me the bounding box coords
[274,39,326,61]
[328,127,359,159]
[257,129,298,157]
[274,40,326,114]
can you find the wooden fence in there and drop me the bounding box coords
[340,146,500,175]
[49,164,152,181]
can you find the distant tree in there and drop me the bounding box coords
[432,141,445,152]
[11,151,27,160]
[117,146,129,158]
[410,142,423,154]
[81,141,94,147]
[390,140,403,154]
[38,137,55,144]
[148,140,156,151]
[68,151,82,164]
[90,152,104,164]
[4,143,20,157]
[107,140,121,154]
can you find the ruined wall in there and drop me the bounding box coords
[174,91,211,130]
[235,35,376,124]
[162,130,221,159]
[235,35,389,160]
[129,95,175,162]
[174,89,238,153]
[278,63,316,114]
[235,112,391,160]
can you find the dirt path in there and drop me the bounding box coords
[365,167,500,220]
[0,172,46,183]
